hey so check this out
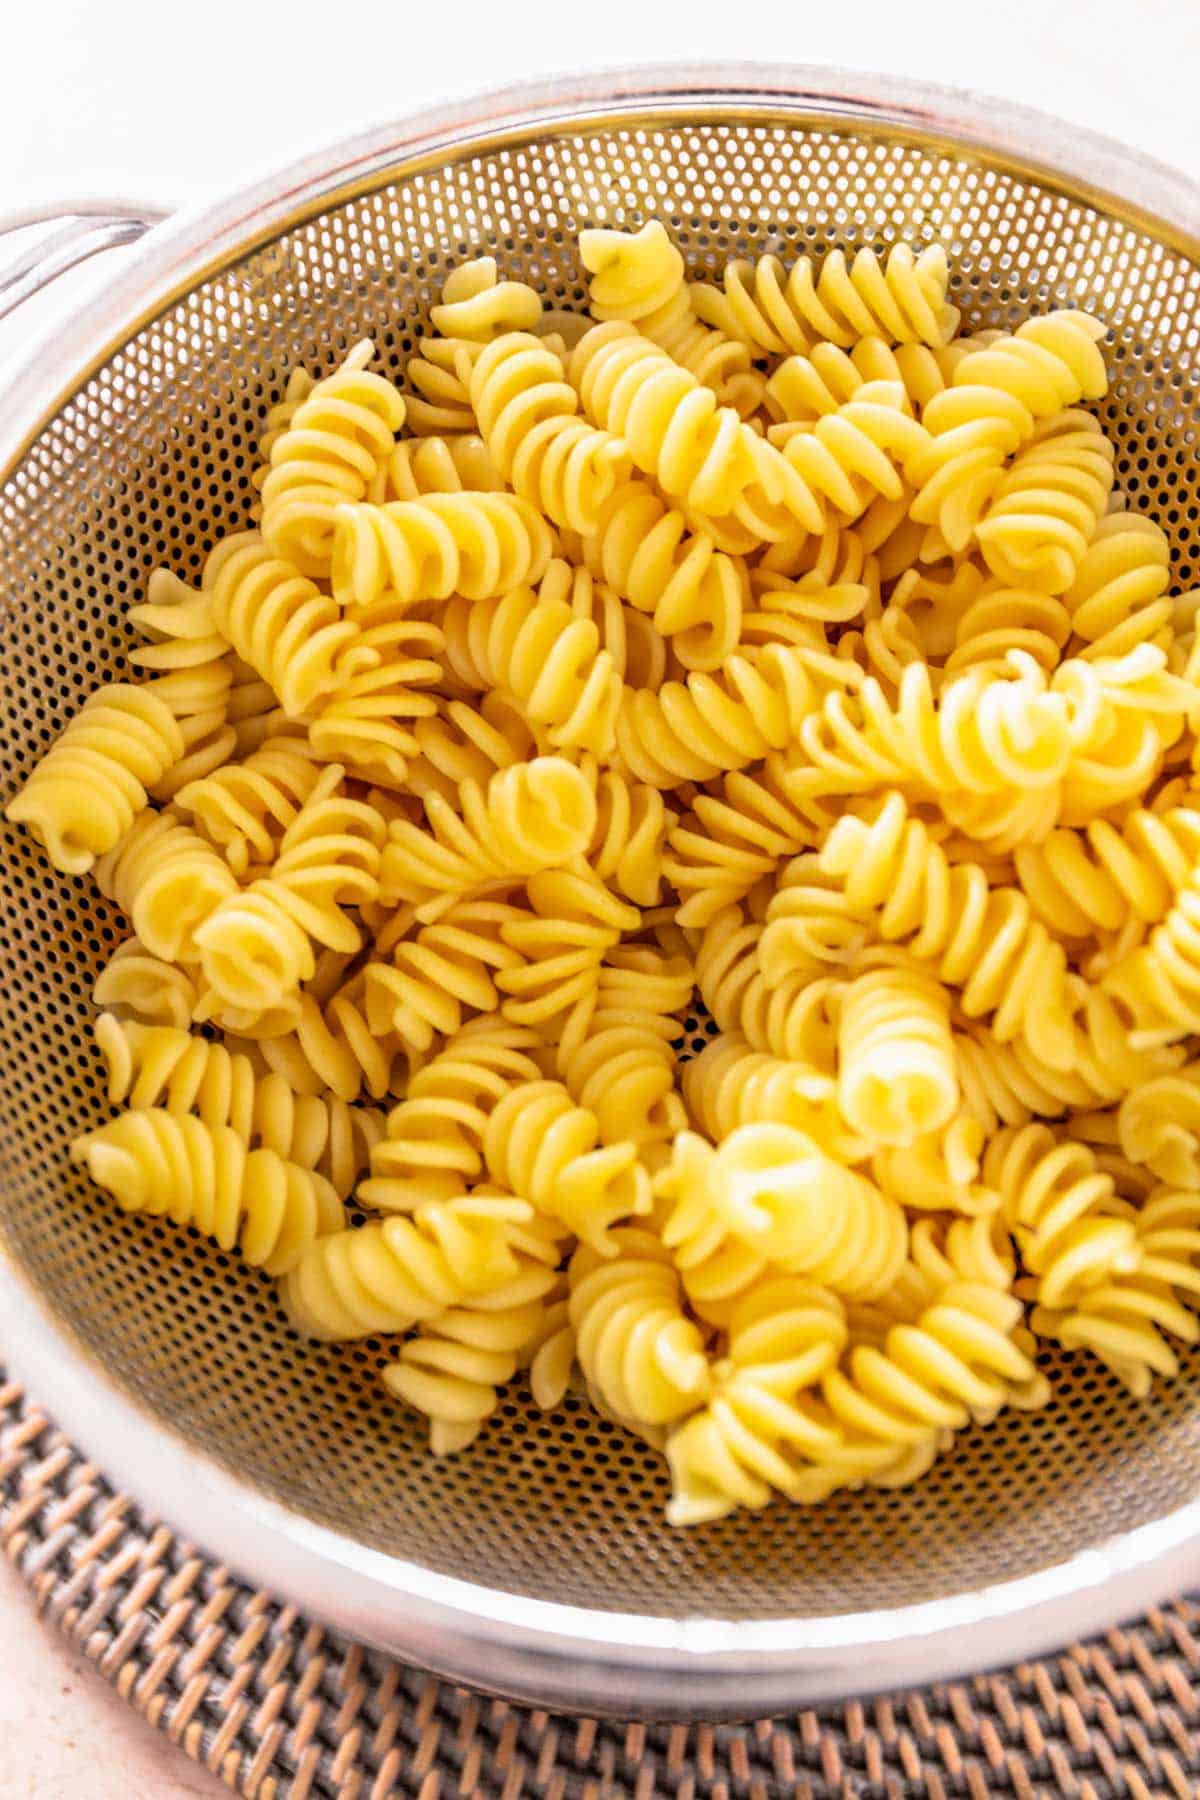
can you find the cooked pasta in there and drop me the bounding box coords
[582,478,747,672]
[569,1228,710,1427]
[834,962,959,1147]
[71,1109,345,1275]
[469,331,632,534]
[281,1193,555,1341]
[194,765,386,1010]
[14,221,1200,1531]
[258,339,407,576]
[95,1014,382,1200]
[6,681,186,873]
[689,244,959,359]
[331,491,555,610]
[377,757,595,919]
[580,221,764,416]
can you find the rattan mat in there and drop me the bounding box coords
[2,1374,1198,1800]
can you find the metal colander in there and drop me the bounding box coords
[3,66,1200,1720]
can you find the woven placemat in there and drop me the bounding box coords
[2,1373,1198,1800]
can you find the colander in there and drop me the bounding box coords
[3,64,1200,1722]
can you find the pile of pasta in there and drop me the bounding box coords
[11,220,1200,1527]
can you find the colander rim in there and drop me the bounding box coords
[3,61,1200,1715]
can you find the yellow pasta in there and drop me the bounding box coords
[13,223,1200,1530]
[258,340,407,576]
[71,1109,345,1275]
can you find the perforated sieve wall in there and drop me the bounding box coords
[3,117,1200,1622]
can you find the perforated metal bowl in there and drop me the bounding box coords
[3,65,1200,1720]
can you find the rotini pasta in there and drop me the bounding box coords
[71,1109,344,1275]
[95,1014,382,1200]
[689,244,959,359]
[581,478,747,672]
[377,757,595,920]
[6,681,186,873]
[469,331,632,534]
[258,340,407,576]
[580,221,764,416]
[194,766,385,1011]
[17,223,1200,1531]
[331,490,555,610]
[569,1227,710,1428]
[93,807,239,963]
[281,1193,554,1342]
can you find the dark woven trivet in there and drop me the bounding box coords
[2,1374,1198,1799]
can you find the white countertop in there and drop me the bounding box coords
[2,2,1197,1793]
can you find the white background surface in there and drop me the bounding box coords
[1,2,1197,1793]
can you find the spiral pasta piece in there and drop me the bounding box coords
[665,1278,849,1524]
[1065,509,1173,658]
[92,938,199,1030]
[808,1280,1046,1500]
[203,533,375,719]
[127,569,238,798]
[236,987,395,1118]
[569,321,821,532]
[871,1113,998,1219]
[904,312,1107,553]
[365,898,527,1053]
[569,1227,710,1427]
[695,905,845,1067]
[428,256,544,344]
[194,767,385,1011]
[613,641,848,787]
[1102,860,1200,1042]
[585,765,673,906]
[981,1123,1140,1309]
[6,681,186,874]
[1014,803,1200,946]
[495,867,641,1046]
[403,334,482,436]
[835,963,959,1147]
[782,655,1073,806]
[581,478,746,671]
[258,340,407,576]
[1032,1186,1200,1395]
[700,1123,909,1300]
[815,792,1076,1068]
[1116,1064,1200,1187]
[483,1080,651,1255]
[764,334,964,429]
[469,332,631,534]
[176,736,323,878]
[71,1109,344,1275]
[974,412,1115,595]
[94,1015,382,1201]
[361,1021,543,1209]
[689,244,958,360]
[378,757,595,920]
[93,807,238,963]
[580,221,763,416]
[330,491,555,610]
[382,1256,562,1453]
[439,582,621,757]
[680,1033,869,1164]
[307,616,443,788]
[555,945,693,1151]
[281,1193,552,1341]
[385,433,505,500]
[664,761,827,927]
[778,381,930,523]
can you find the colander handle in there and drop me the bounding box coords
[0,200,169,322]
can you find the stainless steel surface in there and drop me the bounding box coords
[0,202,168,321]
[2,64,1200,1718]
